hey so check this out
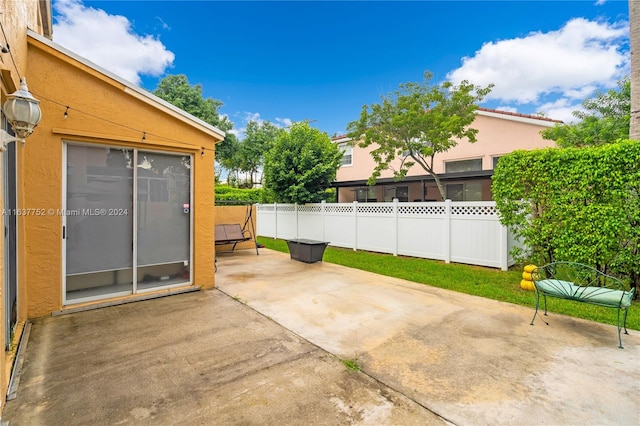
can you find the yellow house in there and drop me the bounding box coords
[1,1,223,409]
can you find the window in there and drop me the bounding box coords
[445,158,482,174]
[356,187,377,202]
[492,156,502,169]
[339,144,352,166]
[445,182,483,201]
[384,186,408,202]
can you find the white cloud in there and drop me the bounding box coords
[52,0,174,85]
[275,117,293,128]
[495,105,517,113]
[229,112,294,140]
[537,98,584,124]
[447,17,628,117]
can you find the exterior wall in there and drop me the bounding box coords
[0,0,51,412]
[336,111,558,183]
[23,35,221,317]
[215,205,258,252]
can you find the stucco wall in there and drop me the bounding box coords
[0,0,48,410]
[23,35,221,317]
[336,112,557,183]
[215,205,258,252]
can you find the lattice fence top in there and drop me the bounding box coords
[398,205,447,215]
[298,205,322,213]
[325,205,354,214]
[259,202,498,217]
[452,204,496,215]
[357,204,394,214]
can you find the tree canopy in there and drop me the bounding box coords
[153,74,232,129]
[346,71,493,200]
[541,78,630,147]
[152,74,240,179]
[263,122,342,204]
[239,120,285,188]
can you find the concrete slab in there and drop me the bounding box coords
[215,249,640,426]
[2,286,444,425]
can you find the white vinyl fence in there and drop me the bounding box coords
[257,200,520,270]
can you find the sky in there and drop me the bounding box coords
[51,0,630,139]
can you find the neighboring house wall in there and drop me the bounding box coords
[335,109,559,202]
[0,0,52,411]
[23,31,223,318]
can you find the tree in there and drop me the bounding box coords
[215,133,241,186]
[238,120,284,188]
[346,71,493,200]
[154,74,228,128]
[263,122,343,204]
[541,78,630,147]
[153,74,239,180]
[630,0,640,140]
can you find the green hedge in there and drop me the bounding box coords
[215,186,264,205]
[492,140,640,293]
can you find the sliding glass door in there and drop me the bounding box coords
[64,144,192,304]
[136,152,191,289]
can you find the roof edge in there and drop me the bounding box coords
[332,107,563,141]
[476,107,562,127]
[27,29,226,141]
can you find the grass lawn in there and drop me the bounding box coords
[257,237,639,331]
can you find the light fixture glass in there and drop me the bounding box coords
[3,77,42,142]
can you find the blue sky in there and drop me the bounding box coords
[52,0,629,138]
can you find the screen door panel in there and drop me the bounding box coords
[65,145,134,300]
[136,152,190,289]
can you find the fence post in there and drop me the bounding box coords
[274,203,278,239]
[353,201,358,251]
[500,223,509,271]
[444,199,451,264]
[295,203,299,239]
[393,198,399,256]
[321,200,326,242]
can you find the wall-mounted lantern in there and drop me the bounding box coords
[1,77,42,151]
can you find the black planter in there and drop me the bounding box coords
[285,239,329,263]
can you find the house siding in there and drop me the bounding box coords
[334,110,558,202]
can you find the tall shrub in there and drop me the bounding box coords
[493,141,640,294]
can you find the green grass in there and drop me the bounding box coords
[342,358,361,372]
[257,237,640,331]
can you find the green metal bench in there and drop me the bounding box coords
[530,262,635,348]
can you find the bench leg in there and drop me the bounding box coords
[617,307,630,349]
[530,291,540,326]
[531,292,550,326]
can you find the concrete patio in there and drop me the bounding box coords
[215,249,640,425]
[3,248,639,425]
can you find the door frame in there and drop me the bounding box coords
[62,141,194,305]
[3,137,18,350]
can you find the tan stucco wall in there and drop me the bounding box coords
[336,112,557,183]
[215,205,258,252]
[0,0,41,89]
[0,0,50,411]
[22,35,221,318]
